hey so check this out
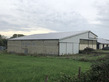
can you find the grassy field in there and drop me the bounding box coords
[0,53,91,82]
[61,54,107,62]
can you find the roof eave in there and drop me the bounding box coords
[8,39,59,41]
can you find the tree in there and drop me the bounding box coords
[0,39,4,46]
[0,35,6,39]
[10,34,24,38]
[0,34,7,47]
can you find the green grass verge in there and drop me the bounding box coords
[0,53,91,82]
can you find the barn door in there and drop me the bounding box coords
[59,42,73,55]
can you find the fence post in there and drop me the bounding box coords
[84,74,86,82]
[45,75,48,82]
[78,67,81,79]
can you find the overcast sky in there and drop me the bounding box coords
[0,0,109,39]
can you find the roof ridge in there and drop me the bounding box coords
[9,30,91,40]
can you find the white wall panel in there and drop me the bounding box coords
[89,32,97,39]
[59,43,67,55]
[66,43,73,54]
[60,32,89,43]
[73,43,79,54]
[59,42,74,55]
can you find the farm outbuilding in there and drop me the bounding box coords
[8,31,97,55]
[97,38,109,49]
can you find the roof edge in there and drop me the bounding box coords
[89,31,98,37]
[8,39,59,41]
[59,31,90,40]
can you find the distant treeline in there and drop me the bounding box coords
[0,34,24,47]
[0,35,7,47]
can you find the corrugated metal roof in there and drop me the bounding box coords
[97,38,109,44]
[9,30,91,40]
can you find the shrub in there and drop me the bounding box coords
[77,59,109,82]
[56,59,109,82]
[78,58,89,62]
[80,47,95,54]
[89,60,109,82]
[56,73,73,82]
[83,47,95,52]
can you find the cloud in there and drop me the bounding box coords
[14,0,93,31]
[91,0,109,39]
[97,2,109,26]
[0,0,92,32]
[0,28,55,38]
[0,0,109,39]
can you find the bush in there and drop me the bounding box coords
[56,58,109,82]
[56,73,73,82]
[77,59,109,82]
[80,47,95,54]
[89,60,109,82]
[83,47,95,52]
[78,58,89,62]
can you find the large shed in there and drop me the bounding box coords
[8,31,97,55]
[97,38,109,49]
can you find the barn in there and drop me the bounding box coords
[8,31,97,55]
[97,38,109,49]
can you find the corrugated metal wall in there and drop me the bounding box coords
[79,39,97,50]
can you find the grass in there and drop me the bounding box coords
[67,54,107,62]
[54,53,108,62]
[0,53,91,82]
[94,50,109,53]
